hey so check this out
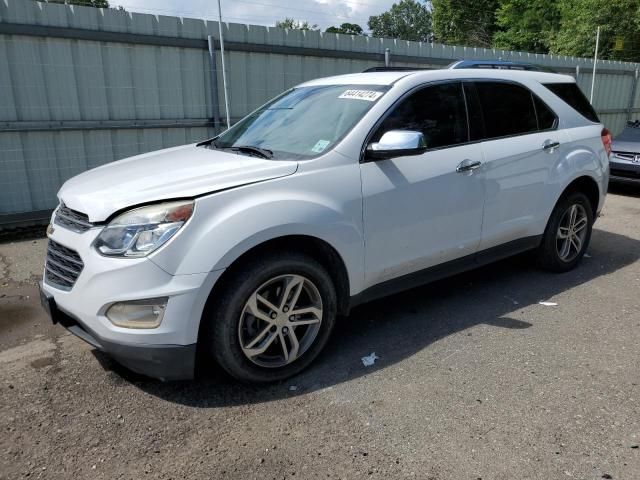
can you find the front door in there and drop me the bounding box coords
[361,82,485,288]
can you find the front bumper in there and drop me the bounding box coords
[41,224,224,380]
[609,158,640,185]
[40,282,196,380]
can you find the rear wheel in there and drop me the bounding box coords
[202,252,337,383]
[537,191,593,272]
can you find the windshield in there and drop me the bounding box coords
[212,84,389,159]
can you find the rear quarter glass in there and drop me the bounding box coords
[544,83,599,123]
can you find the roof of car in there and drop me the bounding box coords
[299,68,574,87]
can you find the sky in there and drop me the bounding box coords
[113,0,398,31]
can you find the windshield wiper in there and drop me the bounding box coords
[228,145,274,159]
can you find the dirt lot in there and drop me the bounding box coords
[1,187,639,480]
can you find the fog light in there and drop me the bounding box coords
[105,298,168,329]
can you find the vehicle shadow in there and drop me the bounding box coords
[97,227,640,408]
[608,182,640,198]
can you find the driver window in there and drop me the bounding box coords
[371,82,469,150]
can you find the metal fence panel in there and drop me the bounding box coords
[1,0,640,226]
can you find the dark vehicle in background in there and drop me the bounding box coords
[610,121,640,185]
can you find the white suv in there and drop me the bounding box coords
[39,69,610,382]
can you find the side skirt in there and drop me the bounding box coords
[348,235,542,310]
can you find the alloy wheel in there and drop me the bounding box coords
[556,203,588,262]
[238,274,323,368]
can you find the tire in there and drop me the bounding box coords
[202,252,337,383]
[536,191,594,272]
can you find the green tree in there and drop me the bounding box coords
[38,0,110,7]
[275,18,319,31]
[432,0,498,47]
[550,0,640,62]
[368,0,432,42]
[493,0,560,53]
[326,23,365,35]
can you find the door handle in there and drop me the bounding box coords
[456,159,482,173]
[542,140,560,151]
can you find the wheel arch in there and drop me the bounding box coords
[559,175,600,217]
[203,234,352,324]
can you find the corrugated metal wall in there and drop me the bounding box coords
[1,0,639,226]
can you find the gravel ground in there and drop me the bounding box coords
[1,186,639,480]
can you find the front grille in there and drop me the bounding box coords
[54,203,94,233]
[612,151,639,161]
[45,240,84,290]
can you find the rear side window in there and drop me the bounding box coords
[533,96,557,130]
[544,82,599,123]
[371,82,468,150]
[474,82,538,139]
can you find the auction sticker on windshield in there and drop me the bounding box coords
[339,90,384,101]
[311,140,331,153]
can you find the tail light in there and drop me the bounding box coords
[601,128,612,156]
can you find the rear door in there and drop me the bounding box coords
[469,81,565,250]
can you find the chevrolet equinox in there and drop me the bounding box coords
[40,69,610,382]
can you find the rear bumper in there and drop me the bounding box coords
[41,282,196,381]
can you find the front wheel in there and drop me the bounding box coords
[202,252,337,383]
[536,191,594,272]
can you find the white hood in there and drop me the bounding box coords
[58,144,298,222]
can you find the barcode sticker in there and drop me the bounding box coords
[311,139,330,153]
[338,89,384,101]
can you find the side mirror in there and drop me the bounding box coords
[366,130,427,160]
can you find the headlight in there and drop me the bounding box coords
[94,200,194,257]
